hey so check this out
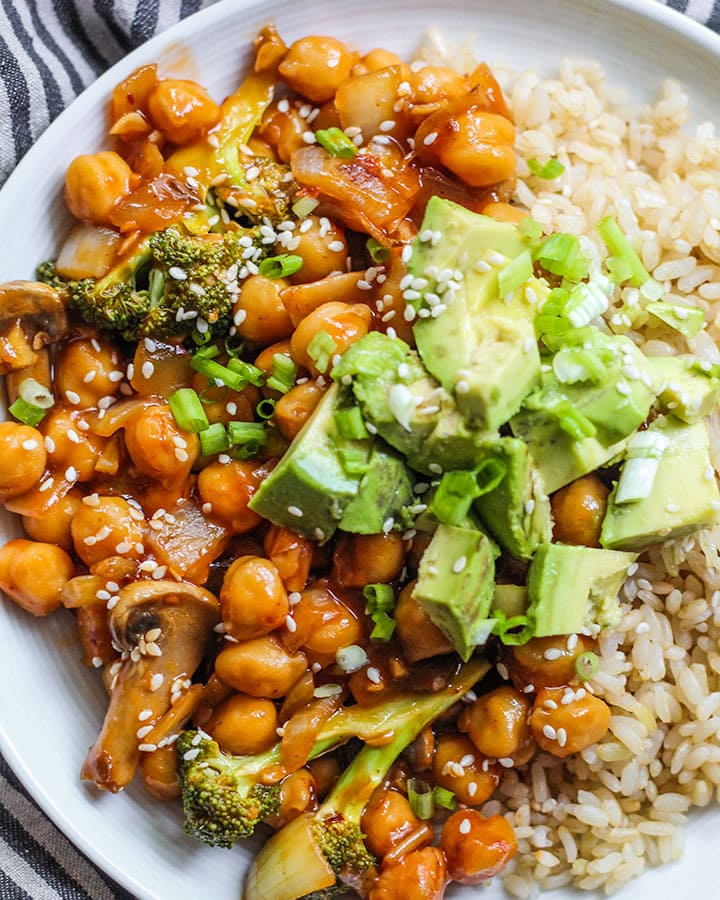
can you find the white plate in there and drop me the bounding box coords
[2,0,720,897]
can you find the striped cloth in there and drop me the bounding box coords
[1,0,720,896]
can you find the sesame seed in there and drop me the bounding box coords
[328,240,344,252]
[218,454,231,465]
[428,463,443,474]
[401,245,413,264]
[138,709,153,722]
[136,725,154,739]
[21,439,38,451]
[311,662,322,673]
[168,266,187,281]
[452,556,467,574]
[65,390,80,405]
[202,502,213,515]
[64,466,78,482]
[458,818,471,835]
[423,131,438,146]
[314,684,343,698]
[174,448,189,462]
[460,753,475,767]
[379,119,395,132]
[278,98,289,113]
[468,781,478,797]
[314,527,325,541]
[288,505,303,517]
[382,517,394,534]
[499,757,514,768]
[115,541,131,554]
[183,748,200,761]
[302,131,316,144]
[285,615,297,633]
[91,656,103,668]
[288,592,301,605]
[138,743,158,753]
[150,674,164,692]
[108,370,124,383]
[245,165,260,181]
[542,724,557,741]
[556,727,567,748]
[366,667,381,684]
[38,478,54,493]
[456,379,470,395]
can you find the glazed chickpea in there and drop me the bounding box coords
[147,79,220,144]
[333,533,406,588]
[354,48,404,75]
[284,217,347,284]
[361,788,431,861]
[190,372,259,427]
[258,103,307,163]
[23,488,83,551]
[278,36,356,104]
[0,539,74,616]
[220,555,289,641]
[141,745,181,801]
[290,301,372,376]
[440,810,517,884]
[65,151,134,226]
[214,637,307,698]
[41,408,106,482]
[410,65,468,109]
[395,582,454,664]
[55,337,121,408]
[481,201,529,225]
[71,495,145,567]
[431,734,499,806]
[530,686,611,758]
[233,275,294,345]
[289,585,364,667]
[278,768,317,824]
[0,422,46,499]
[206,692,278,755]
[368,846,447,900]
[124,405,199,487]
[197,460,263,533]
[551,474,609,548]
[263,525,313,592]
[274,382,325,441]
[507,634,597,691]
[458,687,532,761]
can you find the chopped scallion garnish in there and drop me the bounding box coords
[575,650,599,680]
[256,398,276,419]
[258,254,304,279]
[407,779,434,820]
[315,126,358,159]
[614,429,670,504]
[18,378,54,409]
[9,397,47,427]
[191,356,248,392]
[266,353,297,394]
[369,610,396,641]
[363,583,395,615]
[199,422,231,456]
[227,357,265,387]
[597,217,650,287]
[228,420,267,450]
[527,158,565,179]
[334,406,369,440]
[168,388,210,433]
[366,237,390,264]
[535,233,589,282]
[307,329,337,374]
[431,786,456,810]
[497,249,533,297]
[338,446,370,475]
[518,217,543,241]
[291,196,319,219]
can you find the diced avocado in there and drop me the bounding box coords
[649,357,720,424]
[249,384,371,539]
[413,524,495,661]
[472,437,553,559]
[339,443,414,534]
[407,197,544,430]
[332,331,489,475]
[493,583,527,618]
[526,543,637,637]
[600,415,720,551]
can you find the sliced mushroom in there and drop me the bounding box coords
[81,579,219,793]
[0,281,68,375]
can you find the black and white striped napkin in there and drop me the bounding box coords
[1,0,720,897]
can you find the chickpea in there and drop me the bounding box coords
[291,301,372,376]
[274,381,326,441]
[197,460,263,533]
[263,525,313,592]
[206,692,278,755]
[147,79,220,144]
[289,584,364,667]
[233,275,294,345]
[190,372,259,427]
[415,100,515,187]
[55,337,121,408]
[23,488,83,551]
[258,103,307,164]
[410,66,468,110]
[507,634,597,691]
[71,495,145,567]
[254,340,294,378]
[65,151,134,225]
[0,539,74,616]
[278,36,356,104]
[361,788,430,861]
[41,408,106,482]
[458,687,532,761]
[368,846,447,900]
[333,533,406,588]
[353,48,404,75]
[395,582,453,664]
[431,734,499,806]
[530,686,611,758]
[278,768,317,824]
[220,556,289,641]
[0,422,46,499]
[124,405,199,486]
[141,745,181,801]
[440,810,517,884]
[551,474,609,548]
[214,637,307,698]
[481,201,529,225]
[284,217,347,284]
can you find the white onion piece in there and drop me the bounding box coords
[55,223,120,279]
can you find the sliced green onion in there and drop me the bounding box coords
[292,196,319,219]
[334,406,369,440]
[605,256,633,284]
[224,337,245,359]
[18,378,54,409]
[475,458,507,495]
[199,423,230,456]
[191,356,248,392]
[646,301,705,338]
[407,779,434,820]
[528,158,565,179]
[363,583,395,615]
[597,217,649,287]
[615,429,670,504]
[266,353,297,394]
[518,217,543,241]
[315,126,358,159]
[552,347,607,385]
[564,281,609,328]
[547,398,597,441]
[168,388,210,433]
[366,237,390,264]
[307,329,337,374]
[9,397,47,427]
[535,233,589,282]
[370,610,396,641]
[192,328,213,346]
[498,249,533,297]
[338,445,371,475]
[432,786,457,810]
[493,612,534,646]
[256,398,276,419]
[432,470,479,526]
[227,357,265,387]
[193,344,221,360]
[228,420,267,448]
[575,650,599,680]
[258,254,304,279]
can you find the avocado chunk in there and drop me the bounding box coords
[472,437,553,560]
[526,543,637,637]
[413,523,495,661]
[600,415,720,551]
[649,357,720,424]
[493,583,527,618]
[249,384,372,539]
[332,331,488,475]
[407,197,544,430]
[339,443,414,534]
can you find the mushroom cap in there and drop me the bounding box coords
[0,280,68,348]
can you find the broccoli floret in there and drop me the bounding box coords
[216,155,296,223]
[243,658,490,900]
